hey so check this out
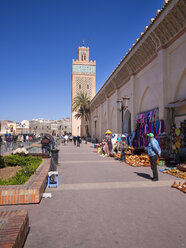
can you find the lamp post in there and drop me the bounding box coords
[117,95,130,134]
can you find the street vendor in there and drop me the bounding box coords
[113,140,120,154]
[147,133,161,181]
[105,129,113,156]
[120,135,128,162]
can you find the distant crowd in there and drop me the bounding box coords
[0,132,84,156]
[0,133,34,153]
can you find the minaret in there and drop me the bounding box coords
[72,42,96,136]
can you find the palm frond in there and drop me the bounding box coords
[72,92,91,121]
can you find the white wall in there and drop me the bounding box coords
[90,32,186,141]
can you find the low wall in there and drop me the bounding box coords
[0,158,50,205]
[0,210,29,248]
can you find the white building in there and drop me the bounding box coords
[89,0,186,147]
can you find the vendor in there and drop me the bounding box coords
[120,135,128,162]
[105,129,113,156]
[147,133,161,181]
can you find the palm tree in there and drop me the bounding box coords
[72,92,91,137]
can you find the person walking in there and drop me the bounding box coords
[26,135,29,146]
[147,133,161,181]
[64,135,68,145]
[41,136,50,153]
[76,136,81,147]
[12,133,17,150]
[73,136,77,145]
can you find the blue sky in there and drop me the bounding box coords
[0,0,164,122]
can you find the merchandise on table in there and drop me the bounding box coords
[125,154,150,167]
[162,168,186,179]
[171,181,186,193]
[113,146,134,160]
[167,121,186,162]
[177,163,186,172]
[114,153,121,160]
[125,146,134,155]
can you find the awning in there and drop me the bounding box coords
[165,98,186,108]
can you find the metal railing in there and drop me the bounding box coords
[0,137,62,156]
[0,140,39,156]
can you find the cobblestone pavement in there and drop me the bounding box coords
[1,142,186,248]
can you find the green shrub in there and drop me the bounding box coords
[2,154,41,168]
[0,156,5,168]
[0,155,42,185]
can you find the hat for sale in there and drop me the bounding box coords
[147,133,154,138]
[121,134,126,138]
[105,129,112,135]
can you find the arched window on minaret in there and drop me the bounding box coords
[81,53,86,61]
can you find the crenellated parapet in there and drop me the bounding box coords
[72,59,96,65]
[90,0,185,112]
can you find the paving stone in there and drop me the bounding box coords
[1,143,186,248]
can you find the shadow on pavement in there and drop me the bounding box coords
[134,172,152,180]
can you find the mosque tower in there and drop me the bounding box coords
[71,42,96,136]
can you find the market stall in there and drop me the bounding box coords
[125,154,150,167]
[134,108,165,148]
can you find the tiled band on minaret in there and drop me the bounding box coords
[72,44,96,136]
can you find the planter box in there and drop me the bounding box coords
[0,158,51,205]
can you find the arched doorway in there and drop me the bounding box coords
[123,110,131,134]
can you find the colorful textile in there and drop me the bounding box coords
[135,108,166,148]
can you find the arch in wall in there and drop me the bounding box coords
[101,112,106,137]
[110,107,114,131]
[139,86,158,113]
[104,112,107,132]
[139,86,150,112]
[123,110,131,133]
[174,69,186,101]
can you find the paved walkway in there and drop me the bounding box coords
[1,142,186,248]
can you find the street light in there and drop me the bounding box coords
[117,95,130,134]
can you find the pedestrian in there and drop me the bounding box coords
[76,136,80,147]
[50,134,55,150]
[147,133,161,181]
[6,135,11,151]
[26,135,29,146]
[64,134,68,145]
[41,136,50,153]
[17,135,22,147]
[29,136,33,144]
[120,135,128,162]
[106,135,112,157]
[73,136,77,145]
[12,133,17,150]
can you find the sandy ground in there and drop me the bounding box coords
[0,166,20,180]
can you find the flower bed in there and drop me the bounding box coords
[0,155,42,185]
